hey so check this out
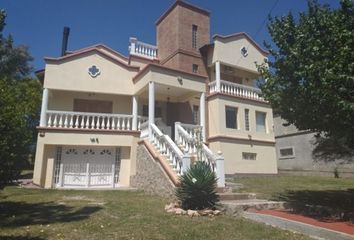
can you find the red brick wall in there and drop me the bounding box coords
[156,3,210,75]
[156,6,180,61]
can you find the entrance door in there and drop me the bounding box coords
[60,146,117,188]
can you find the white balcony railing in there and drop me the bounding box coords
[129,37,157,59]
[150,123,188,176]
[45,110,147,131]
[209,80,266,102]
[174,122,225,187]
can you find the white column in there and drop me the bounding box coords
[199,92,206,141]
[39,88,49,127]
[132,95,138,130]
[129,37,137,55]
[215,61,221,92]
[174,122,181,143]
[216,151,225,187]
[182,150,191,173]
[148,81,155,138]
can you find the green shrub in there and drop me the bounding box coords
[176,161,219,210]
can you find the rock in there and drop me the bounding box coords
[187,210,200,217]
[175,208,186,215]
[203,209,214,214]
[167,208,176,213]
[165,202,178,211]
[213,210,222,216]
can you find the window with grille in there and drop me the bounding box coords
[279,147,295,159]
[245,109,250,131]
[192,25,198,49]
[242,152,257,160]
[193,105,200,124]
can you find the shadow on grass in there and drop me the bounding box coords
[0,236,46,240]
[0,201,101,228]
[273,188,354,222]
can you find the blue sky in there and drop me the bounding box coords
[1,0,339,71]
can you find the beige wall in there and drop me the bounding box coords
[210,140,277,174]
[44,51,137,95]
[212,37,267,73]
[208,96,275,142]
[134,66,206,94]
[48,90,132,114]
[33,132,139,188]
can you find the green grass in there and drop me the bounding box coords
[0,187,312,240]
[231,176,354,199]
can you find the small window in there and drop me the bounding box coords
[256,111,266,132]
[192,105,199,124]
[279,147,295,159]
[242,152,257,160]
[225,106,238,129]
[192,64,199,73]
[245,109,250,131]
[192,24,198,49]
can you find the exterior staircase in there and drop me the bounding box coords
[140,120,225,187]
[216,184,285,216]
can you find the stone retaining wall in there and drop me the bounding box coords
[130,144,176,199]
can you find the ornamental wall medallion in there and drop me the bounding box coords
[88,65,100,78]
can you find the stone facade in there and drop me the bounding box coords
[130,144,176,199]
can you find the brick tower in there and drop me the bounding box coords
[156,0,210,75]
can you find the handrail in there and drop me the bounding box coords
[208,80,266,102]
[46,110,133,118]
[220,80,262,93]
[150,123,186,175]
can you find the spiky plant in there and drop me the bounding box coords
[176,161,219,210]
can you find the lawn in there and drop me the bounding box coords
[231,176,354,221]
[0,187,311,240]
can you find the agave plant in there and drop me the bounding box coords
[176,161,219,210]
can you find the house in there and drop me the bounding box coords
[274,115,354,177]
[33,0,277,194]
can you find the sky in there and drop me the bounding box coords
[1,0,340,71]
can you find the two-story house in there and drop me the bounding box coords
[33,0,277,193]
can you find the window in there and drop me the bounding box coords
[279,147,295,159]
[256,111,266,132]
[242,152,257,160]
[192,105,200,125]
[245,109,250,131]
[225,106,238,129]
[192,64,199,73]
[192,24,198,49]
[142,105,162,118]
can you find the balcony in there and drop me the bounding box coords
[209,80,266,102]
[129,37,158,60]
[45,110,148,131]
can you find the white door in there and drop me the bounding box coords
[60,146,117,188]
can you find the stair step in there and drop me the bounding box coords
[218,192,256,201]
[220,199,285,216]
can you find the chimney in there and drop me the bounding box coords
[61,26,70,56]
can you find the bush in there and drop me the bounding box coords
[176,161,219,210]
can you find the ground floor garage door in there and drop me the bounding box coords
[54,146,121,188]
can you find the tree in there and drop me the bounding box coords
[258,0,354,147]
[0,9,41,188]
